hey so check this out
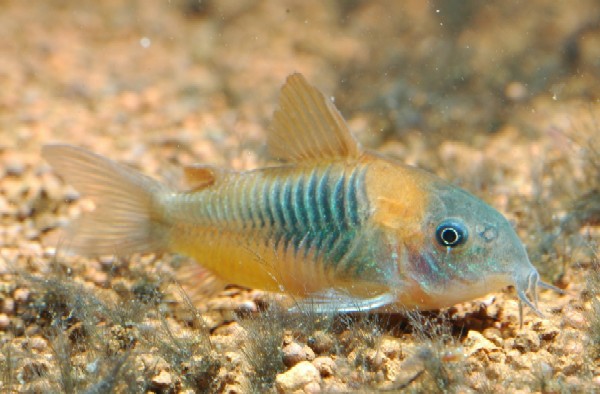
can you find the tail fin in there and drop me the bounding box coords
[42,144,171,256]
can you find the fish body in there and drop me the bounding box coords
[43,73,555,317]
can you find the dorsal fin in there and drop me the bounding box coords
[183,165,228,191]
[268,73,361,162]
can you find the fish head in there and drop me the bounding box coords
[401,180,545,315]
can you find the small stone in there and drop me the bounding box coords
[29,337,47,351]
[506,349,528,370]
[275,361,320,393]
[0,313,10,329]
[379,337,401,359]
[482,328,504,347]
[304,381,321,393]
[364,348,386,369]
[307,330,333,354]
[321,381,349,392]
[304,345,316,362]
[4,154,26,176]
[2,298,14,314]
[89,271,108,287]
[221,384,244,394]
[20,359,50,382]
[13,288,30,303]
[25,325,40,337]
[236,300,257,313]
[465,330,498,356]
[512,330,541,353]
[213,321,247,337]
[282,342,308,367]
[505,81,528,101]
[151,370,173,388]
[313,356,336,377]
[562,308,586,329]
[532,320,559,341]
[12,317,24,336]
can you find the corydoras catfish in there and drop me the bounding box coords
[43,73,560,323]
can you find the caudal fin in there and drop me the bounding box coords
[42,144,171,256]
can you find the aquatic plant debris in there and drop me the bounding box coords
[42,73,560,324]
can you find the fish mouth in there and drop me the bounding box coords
[515,267,564,327]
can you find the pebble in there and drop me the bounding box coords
[2,298,14,314]
[465,330,498,356]
[3,155,26,176]
[13,288,30,303]
[20,359,49,382]
[379,337,402,359]
[275,361,320,393]
[504,81,528,101]
[531,320,560,341]
[213,321,247,337]
[307,330,333,354]
[506,349,528,370]
[562,308,586,329]
[151,370,173,389]
[282,342,315,367]
[303,381,321,393]
[312,356,336,377]
[29,336,47,351]
[0,313,10,329]
[364,348,386,369]
[482,327,504,347]
[512,330,541,353]
[89,271,109,287]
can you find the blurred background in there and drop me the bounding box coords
[0,1,599,392]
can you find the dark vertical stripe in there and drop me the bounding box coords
[337,231,363,272]
[316,166,332,226]
[270,178,285,229]
[330,172,345,230]
[280,177,294,231]
[241,179,252,226]
[345,167,359,226]
[224,184,232,224]
[325,231,353,268]
[291,175,306,233]
[262,180,274,227]
[318,231,338,264]
[304,169,318,231]
[250,179,264,229]
[222,183,234,225]
[212,193,222,223]
[234,178,248,227]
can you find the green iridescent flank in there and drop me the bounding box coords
[176,163,398,280]
[263,164,370,273]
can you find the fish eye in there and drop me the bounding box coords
[436,220,468,247]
